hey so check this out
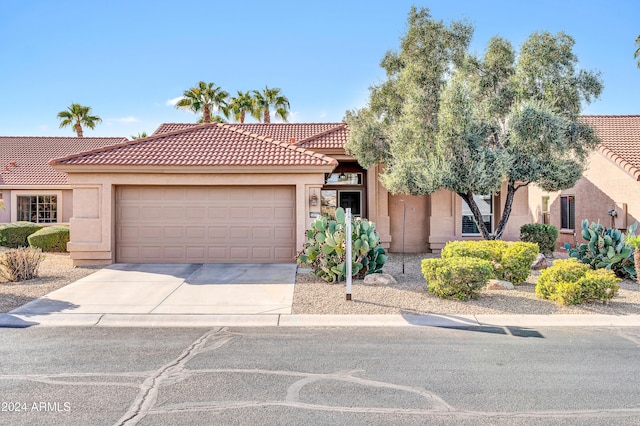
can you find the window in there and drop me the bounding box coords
[320,190,362,218]
[325,172,363,186]
[462,194,493,235]
[542,196,550,225]
[560,195,575,230]
[16,195,58,223]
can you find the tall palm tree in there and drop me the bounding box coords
[635,35,640,69]
[229,91,255,123]
[197,114,228,124]
[252,86,290,123]
[57,103,102,137]
[175,81,229,124]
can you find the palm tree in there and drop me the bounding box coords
[57,103,102,137]
[197,114,227,124]
[131,132,148,140]
[635,35,640,69]
[252,86,290,123]
[229,91,255,123]
[175,81,229,124]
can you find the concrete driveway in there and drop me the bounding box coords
[9,263,297,316]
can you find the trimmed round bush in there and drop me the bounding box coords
[536,258,620,305]
[501,242,539,285]
[422,257,494,301]
[28,226,70,252]
[441,240,507,264]
[520,223,558,256]
[441,240,539,285]
[0,222,43,248]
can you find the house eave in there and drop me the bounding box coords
[50,164,338,175]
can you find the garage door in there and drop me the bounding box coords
[116,186,296,263]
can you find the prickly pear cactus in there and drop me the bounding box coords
[565,219,637,279]
[297,207,387,283]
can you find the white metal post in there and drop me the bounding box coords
[345,208,352,301]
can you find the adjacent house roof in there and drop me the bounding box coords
[582,115,640,181]
[51,123,337,168]
[0,136,127,186]
[153,122,348,150]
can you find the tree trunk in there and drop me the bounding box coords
[634,250,640,285]
[240,111,245,123]
[203,105,211,123]
[493,180,517,240]
[458,191,493,239]
[75,121,83,138]
[264,108,270,123]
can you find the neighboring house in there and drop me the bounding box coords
[50,122,531,265]
[0,136,127,226]
[528,115,640,248]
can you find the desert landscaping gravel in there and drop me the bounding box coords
[1,250,639,316]
[293,252,640,316]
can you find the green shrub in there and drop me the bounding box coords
[536,258,620,305]
[421,257,494,301]
[0,247,43,282]
[441,240,507,263]
[566,220,637,279]
[501,242,539,285]
[520,223,558,256]
[297,207,386,283]
[27,226,70,252]
[441,240,538,285]
[0,222,43,248]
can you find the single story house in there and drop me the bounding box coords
[0,136,127,225]
[528,115,640,247]
[49,122,531,265]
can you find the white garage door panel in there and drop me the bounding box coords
[116,186,296,263]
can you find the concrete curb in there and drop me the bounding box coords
[2,313,640,328]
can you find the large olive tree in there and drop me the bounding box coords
[345,6,603,239]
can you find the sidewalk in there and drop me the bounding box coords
[2,312,640,328]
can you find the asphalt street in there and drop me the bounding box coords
[1,326,640,425]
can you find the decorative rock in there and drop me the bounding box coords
[531,253,549,270]
[486,279,514,290]
[363,273,398,286]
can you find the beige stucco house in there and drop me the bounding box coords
[528,115,640,247]
[48,122,531,266]
[0,136,127,226]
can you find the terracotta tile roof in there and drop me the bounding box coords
[52,123,337,167]
[153,122,348,149]
[0,136,127,186]
[153,123,199,134]
[582,115,640,181]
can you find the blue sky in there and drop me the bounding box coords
[1,0,639,137]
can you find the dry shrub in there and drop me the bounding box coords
[0,247,43,282]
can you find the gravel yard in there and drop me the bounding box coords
[293,252,640,316]
[1,249,639,315]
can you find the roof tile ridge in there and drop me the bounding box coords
[48,137,130,165]
[49,123,220,165]
[293,123,347,146]
[581,114,640,118]
[598,145,640,181]
[0,136,126,141]
[220,123,338,165]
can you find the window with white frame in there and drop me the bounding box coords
[15,194,59,223]
[462,194,493,235]
[560,195,575,230]
[542,196,550,225]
